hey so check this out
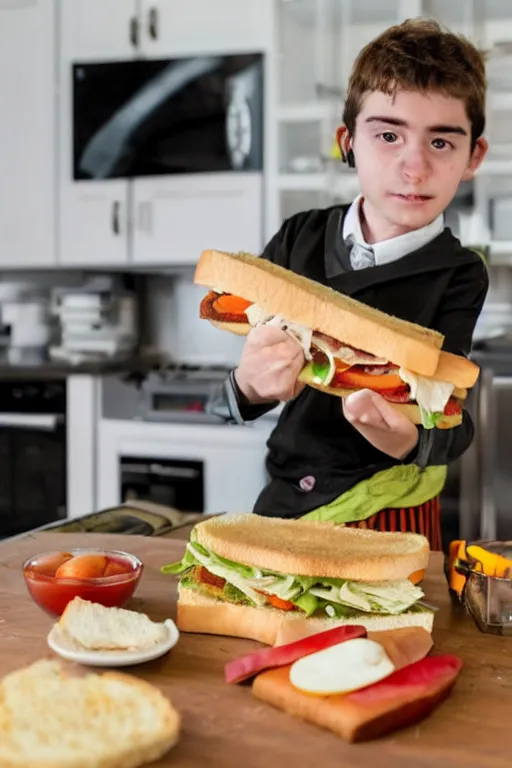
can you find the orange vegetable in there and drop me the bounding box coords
[212,293,252,317]
[333,369,404,391]
[259,593,296,611]
[408,569,425,585]
[447,540,468,596]
[466,545,512,579]
[55,554,108,580]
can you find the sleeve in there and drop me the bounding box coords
[207,217,298,424]
[405,257,489,468]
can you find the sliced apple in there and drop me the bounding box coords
[289,638,395,696]
[224,625,366,685]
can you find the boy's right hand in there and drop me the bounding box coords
[234,326,306,404]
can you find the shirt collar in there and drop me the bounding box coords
[342,194,444,267]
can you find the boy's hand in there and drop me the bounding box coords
[234,325,306,404]
[342,389,419,460]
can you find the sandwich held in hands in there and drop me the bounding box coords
[195,249,480,429]
[161,514,433,646]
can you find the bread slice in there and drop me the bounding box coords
[194,250,444,375]
[177,586,434,646]
[193,514,430,581]
[58,597,168,651]
[0,659,180,768]
[299,379,464,428]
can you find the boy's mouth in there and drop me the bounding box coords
[393,193,433,203]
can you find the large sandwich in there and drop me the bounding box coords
[195,249,480,429]
[161,514,433,646]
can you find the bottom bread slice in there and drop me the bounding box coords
[177,585,434,646]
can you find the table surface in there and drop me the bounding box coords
[1,531,512,768]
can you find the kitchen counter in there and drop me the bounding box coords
[2,531,512,767]
[0,355,163,380]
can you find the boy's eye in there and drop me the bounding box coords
[432,138,451,150]
[380,132,397,143]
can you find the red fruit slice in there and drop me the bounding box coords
[224,625,367,685]
[252,654,462,743]
[55,554,108,580]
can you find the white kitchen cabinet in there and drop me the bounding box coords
[58,1,134,266]
[131,174,263,265]
[138,0,273,57]
[0,0,56,267]
[60,0,139,62]
[59,181,129,266]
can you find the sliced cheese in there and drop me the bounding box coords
[289,638,395,696]
[398,368,455,413]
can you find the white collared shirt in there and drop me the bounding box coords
[342,194,444,267]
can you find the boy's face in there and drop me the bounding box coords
[337,89,488,239]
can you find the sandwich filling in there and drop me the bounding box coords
[162,532,431,621]
[200,290,463,429]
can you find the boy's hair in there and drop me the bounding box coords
[343,18,486,149]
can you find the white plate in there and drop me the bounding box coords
[47,619,179,667]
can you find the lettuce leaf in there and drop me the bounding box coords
[162,542,425,617]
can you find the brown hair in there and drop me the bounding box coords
[343,18,486,149]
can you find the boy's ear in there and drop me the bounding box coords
[336,125,354,167]
[462,137,488,182]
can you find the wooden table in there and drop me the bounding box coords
[2,531,512,768]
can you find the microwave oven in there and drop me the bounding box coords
[72,52,264,181]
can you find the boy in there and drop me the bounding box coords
[213,18,489,549]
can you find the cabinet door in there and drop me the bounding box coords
[59,182,129,266]
[139,0,273,57]
[60,0,138,62]
[0,0,56,266]
[132,174,263,265]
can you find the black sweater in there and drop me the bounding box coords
[228,205,489,518]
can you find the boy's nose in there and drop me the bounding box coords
[401,147,430,182]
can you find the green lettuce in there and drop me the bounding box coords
[161,540,425,619]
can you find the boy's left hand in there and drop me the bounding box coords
[342,389,419,460]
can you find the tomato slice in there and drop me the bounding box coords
[212,293,252,317]
[333,368,405,390]
[444,399,462,416]
[197,567,226,590]
[256,591,296,611]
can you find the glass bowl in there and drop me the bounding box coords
[455,540,512,635]
[22,548,143,616]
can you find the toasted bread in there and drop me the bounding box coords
[58,597,168,651]
[194,250,444,376]
[193,514,430,581]
[177,585,434,645]
[0,659,180,768]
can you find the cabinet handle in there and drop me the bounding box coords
[129,16,139,48]
[112,201,121,235]
[148,7,159,40]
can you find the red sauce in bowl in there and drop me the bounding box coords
[23,549,143,616]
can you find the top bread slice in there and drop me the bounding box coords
[0,659,180,768]
[193,514,429,582]
[194,249,444,376]
[58,596,168,651]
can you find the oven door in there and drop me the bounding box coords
[73,53,263,180]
